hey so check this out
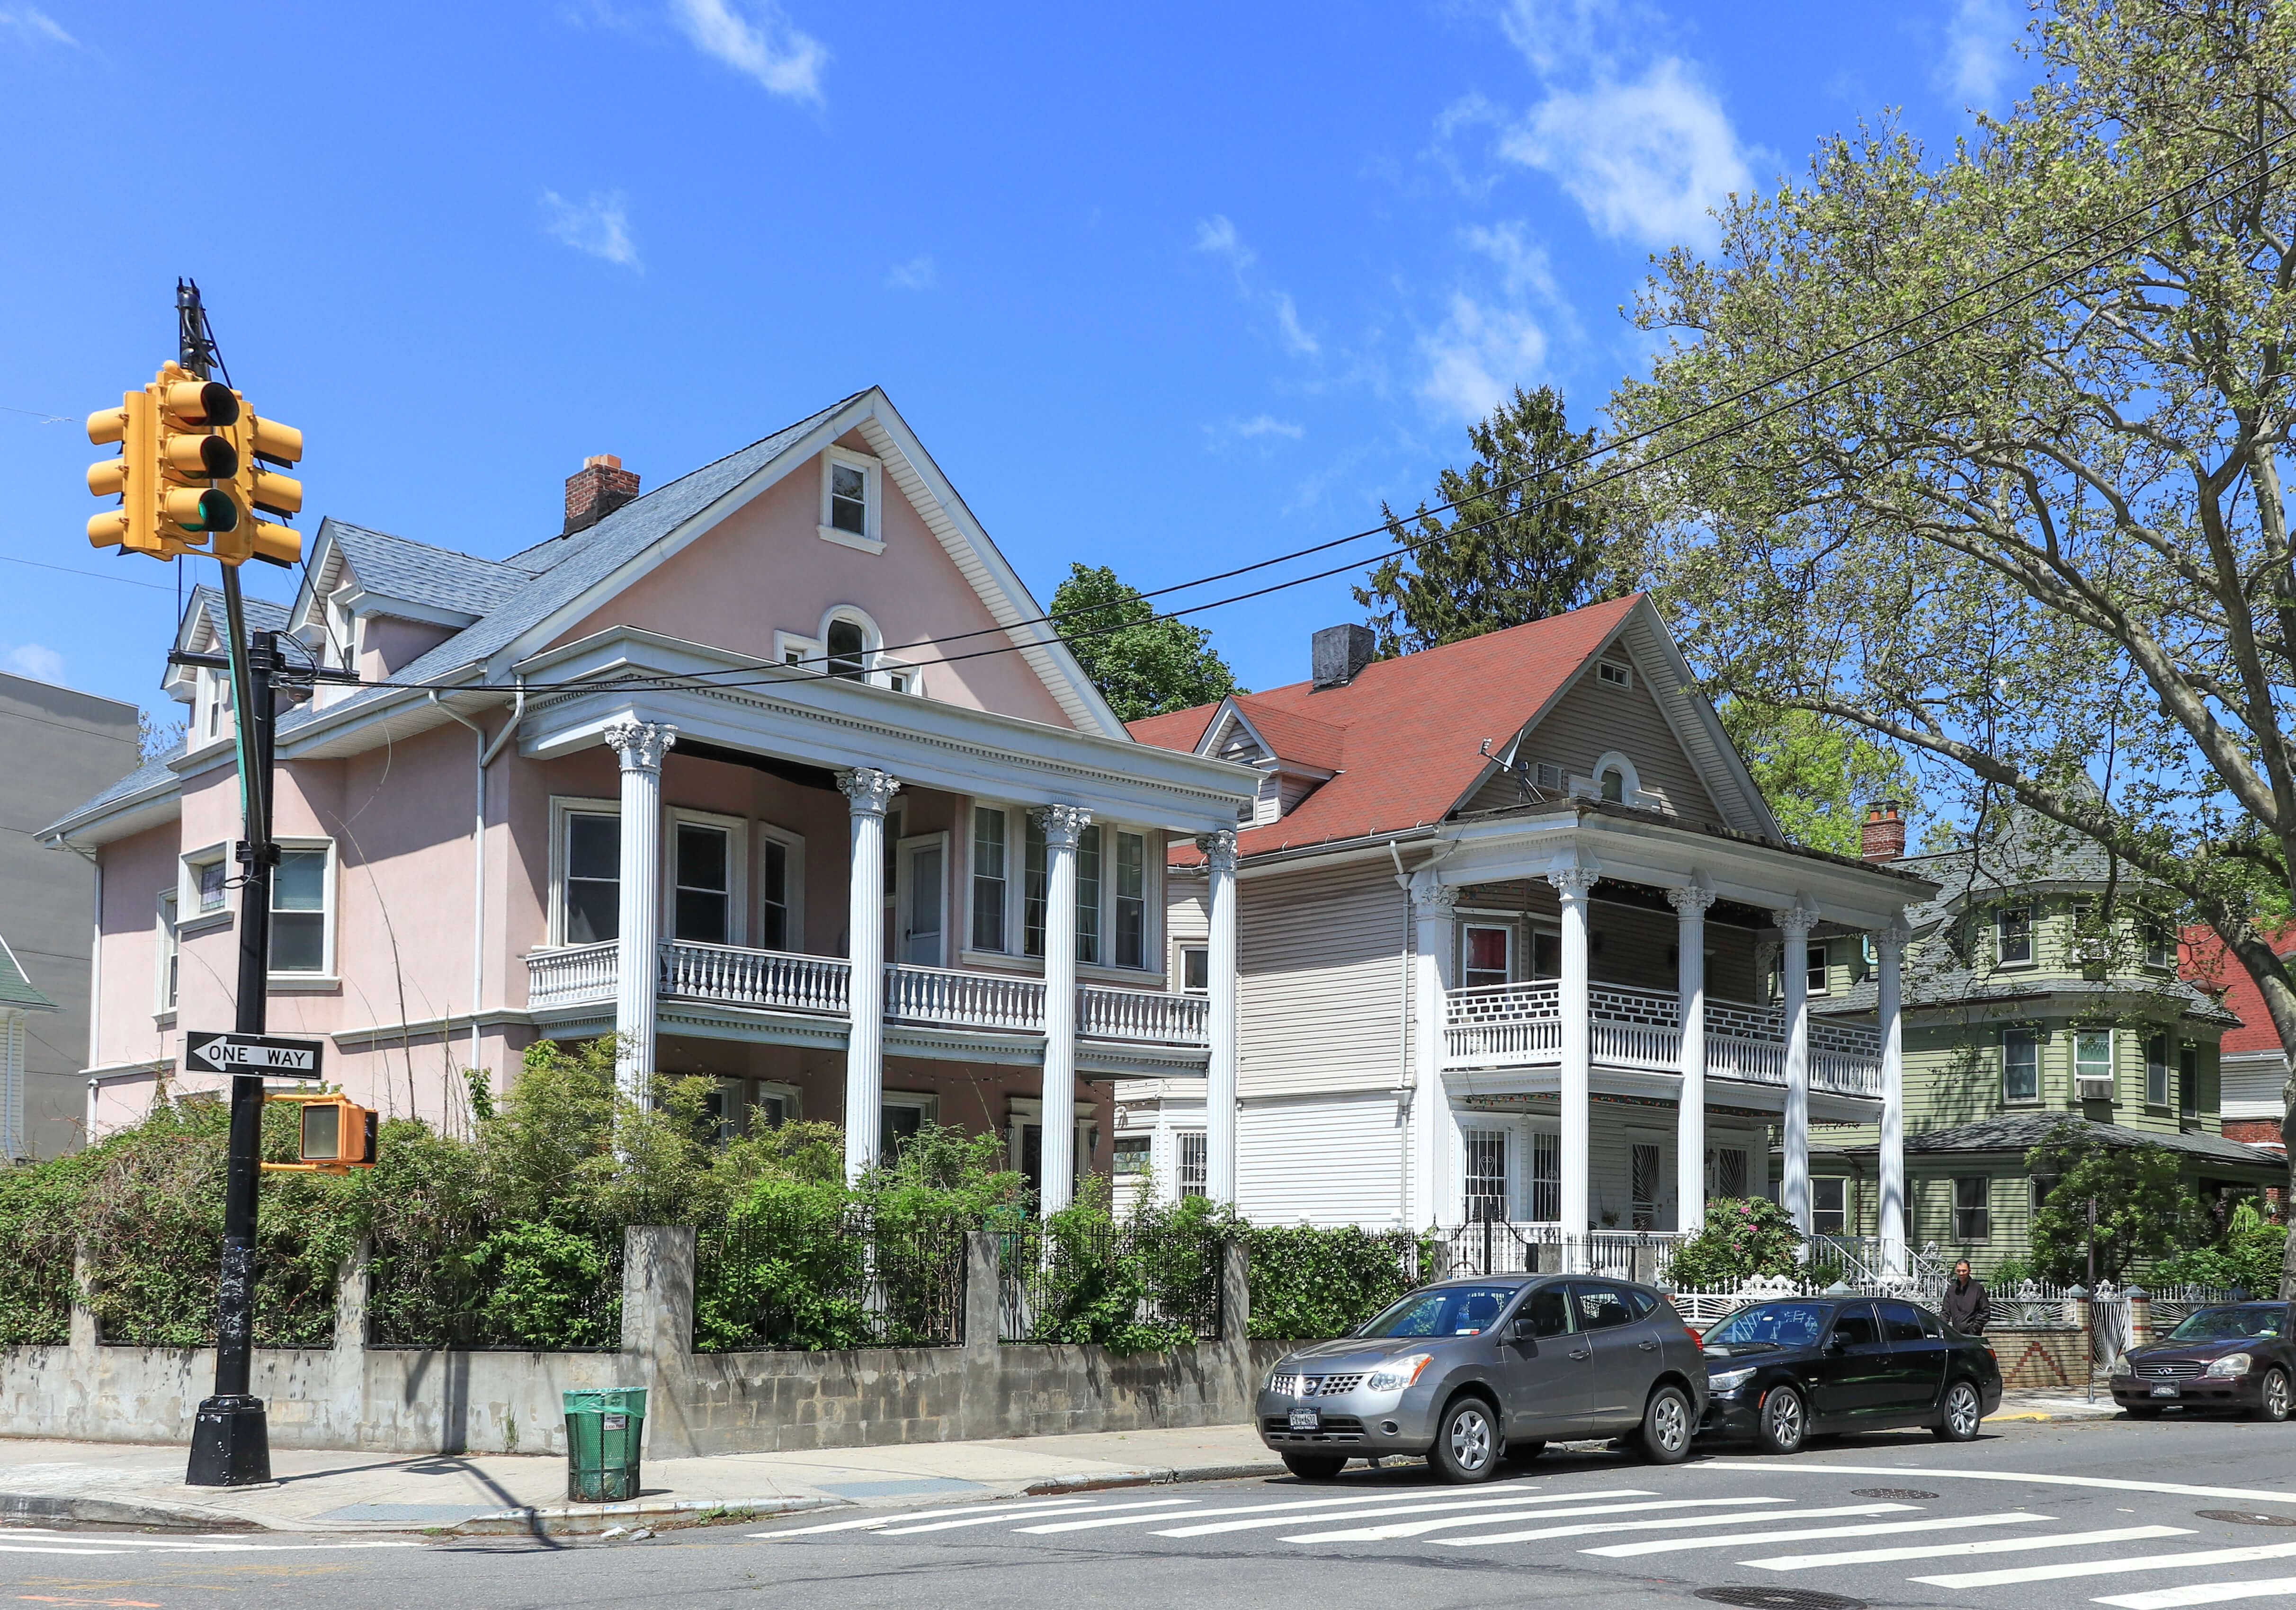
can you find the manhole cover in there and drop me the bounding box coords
[1696,1589,1867,1610]
[2198,1510,2296,1528]
[1850,1487,1939,1501]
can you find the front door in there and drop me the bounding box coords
[898,835,946,967]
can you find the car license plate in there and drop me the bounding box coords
[1288,1408,1321,1432]
[2150,1383,2180,1398]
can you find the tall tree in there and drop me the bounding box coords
[1049,562,1243,723]
[1611,1,2296,1290]
[1722,702,1921,859]
[1355,385,1624,656]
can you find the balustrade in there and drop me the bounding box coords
[883,962,1045,1033]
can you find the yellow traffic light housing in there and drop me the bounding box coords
[87,363,255,561]
[214,401,305,568]
[259,1092,377,1174]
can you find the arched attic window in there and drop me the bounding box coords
[1593,750,1641,804]
[821,606,884,684]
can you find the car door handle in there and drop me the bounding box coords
[1636,1339,1659,1351]
[1569,1347,1591,1361]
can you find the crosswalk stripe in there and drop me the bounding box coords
[1590,1512,2047,1558]
[1435,1502,1921,1550]
[758,1497,1101,1537]
[1155,1489,1670,1540]
[0,1546,144,1556]
[1015,1478,1555,1534]
[0,1539,421,1556]
[1746,1526,2196,1570]
[1281,1496,1795,1545]
[1915,1539,2296,1588]
[2094,1574,2296,1609]
[878,1498,1198,1535]
[1692,1461,2296,1507]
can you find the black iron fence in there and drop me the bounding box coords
[998,1219,1224,1345]
[693,1206,966,1352]
[366,1222,624,1352]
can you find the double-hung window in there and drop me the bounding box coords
[1953,1177,1990,1242]
[1996,904,2034,966]
[563,809,620,943]
[673,821,733,945]
[2179,1045,2198,1118]
[184,850,229,918]
[2143,917,2173,970]
[270,844,331,974]
[156,890,179,1013]
[1812,1176,1846,1236]
[1022,814,1047,958]
[1074,825,1102,964]
[825,619,867,681]
[1114,831,1146,969]
[2075,1028,2114,1096]
[2145,1035,2171,1107]
[1463,926,1510,989]
[761,836,793,951]
[2002,1029,2040,1103]
[971,807,1008,953]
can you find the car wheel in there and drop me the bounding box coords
[1756,1384,1807,1455]
[1281,1452,1349,1481]
[2252,1368,2292,1423]
[1639,1384,1694,1464]
[1933,1379,1983,1441]
[1430,1396,1501,1484]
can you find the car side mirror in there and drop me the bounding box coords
[1826,1334,1848,1353]
[1510,1316,1538,1343]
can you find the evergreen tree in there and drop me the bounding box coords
[1049,562,1243,722]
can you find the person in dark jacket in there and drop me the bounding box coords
[1941,1260,1989,1334]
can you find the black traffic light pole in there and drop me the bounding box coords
[183,282,278,1488]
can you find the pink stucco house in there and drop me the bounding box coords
[42,389,1258,1205]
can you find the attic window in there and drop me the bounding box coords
[1597,661,1631,690]
[830,464,867,534]
[820,450,883,551]
[826,619,868,681]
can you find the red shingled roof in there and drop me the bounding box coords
[2182,922,2296,1054]
[1130,595,1644,860]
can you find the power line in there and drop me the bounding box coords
[0,552,177,594]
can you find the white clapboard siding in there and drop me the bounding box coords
[1238,1091,1405,1226]
[1239,857,1411,1099]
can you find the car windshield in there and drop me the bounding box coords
[1359,1285,1520,1338]
[2167,1305,2286,1343]
[1703,1302,1830,1349]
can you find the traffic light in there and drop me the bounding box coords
[85,387,161,555]
[87,363,246,560]
[214,405,304,568]
[260,1092,377,1173]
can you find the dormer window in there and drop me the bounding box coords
[325,590,358,671]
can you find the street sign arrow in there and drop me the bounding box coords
[184,1032,325,1077]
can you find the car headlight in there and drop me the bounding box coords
[1708,1366,1757,1393]
[1365,1353,1433,1392]
[2110,1352,2133,1378]
[2206,1352,2253,1379]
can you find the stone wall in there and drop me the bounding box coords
[0,1231,1277,1459]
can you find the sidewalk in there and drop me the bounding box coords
[0,1423,1282,1536]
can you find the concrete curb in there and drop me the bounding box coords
[0,1492,259,1533]
[1023,1460,1288,1495]
[453,1495,838,1537]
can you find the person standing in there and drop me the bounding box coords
[1941,1258,1989,1334]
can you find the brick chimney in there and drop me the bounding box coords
[563,454,640,535]
[1861,799,1907,862]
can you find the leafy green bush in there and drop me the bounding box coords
[1662,1196,1804,1288]
[2025,1123,2184,1283]
[2154,1200,2289,1294]
[1245,1223,1429,1340]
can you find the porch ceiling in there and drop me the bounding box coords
[1440,1062,1880,1124]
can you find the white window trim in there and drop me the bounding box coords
[155,888,179,1019]
[2073,1024,2116,1096]
[882,1089,939,1122]
[962,805,1162,978]
[774,629,824,671]
[894,829,953,969]
[179,843,234,935]
[818,446,886,554]
[1460,922,1514,987]
[757,821,805,954]
[1173,940,1210,996]
[267,836,339,987]
[548,795,622,949]
[665,807,748,949]
[2001,1027,2043,1106]
[820,604,915,692]
[1591,749,1643,804]
[1995,902,2037,968]
[191,667,233,753]
[1006,1094,1098,1183]
[1596,659,1633,690]
[964,802,1014,958]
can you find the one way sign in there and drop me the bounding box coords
[185,1032,325,1077]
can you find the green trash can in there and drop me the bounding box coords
[563,1388,647,1503]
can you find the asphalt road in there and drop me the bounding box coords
[11,1416,2296,1610]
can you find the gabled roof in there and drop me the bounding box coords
[291,521,540,632]
[2182,922,2296,1055]
[1129,594,1771,858]
[0,934,55,1012]
[180,583,290,651]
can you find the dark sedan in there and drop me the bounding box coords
[1697,1295,2002,1454]
[2110,1302,2296,1421]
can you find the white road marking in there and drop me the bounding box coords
[877,1498,1197,1535]
[1157,1489,1669,1540]
[1588,1512,2047,1558]
[2096,1575,2296,1609]
[1694,1461,2296,1506]
[1281,1496,1793,1545]
[1435,1503,1921,1550]
[1016,1479,1553,1534]
[0,1538,420,1556]
[757,1497,1102,1537]
[1917,1539,2296,1588]
[1745,1525,2195,1569]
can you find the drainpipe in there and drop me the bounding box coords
[1392,836,1457,1229]
[429,682,527,1090]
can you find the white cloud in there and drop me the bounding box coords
[671,0,828,104]
[1460,220,1559,302]
[1939,0,2021,111]
[1232,415,1304,440]
[1271,293,1319,357]
[541,190,641,268]
[0,6,75,46]
[3,644,65,684]
[884,255,936,291]
[1417,293,1548,424]
[1196,214,1322,359]
[1497,58,1750,248]
[1194,214,1255,279]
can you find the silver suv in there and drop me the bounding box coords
[1256,1276,1708,1482]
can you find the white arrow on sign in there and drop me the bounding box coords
[185,1032,325,1076]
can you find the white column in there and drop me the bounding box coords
[1035,804,1090,1217]
[1550,863,1599,1268]
[1198,829,1240,1207]
[839,767,901,1183]
[1877,916,1911,1275]
[1777,901,1820,1238]
[604,719,676,1103]
[1407,874,1458,1229]
[1669,883,1715,1235]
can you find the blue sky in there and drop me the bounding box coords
[0,0,2029,726]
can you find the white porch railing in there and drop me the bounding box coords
[883,962,1046,1033]
[1438,1220,1690,1282]
[1443,978,1882,1097]
[662,939,851,1015]
[527,940,621,1008]
[1078,983,1211,1045]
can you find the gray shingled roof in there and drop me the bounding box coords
[0,936,55,1012]
[1832,1111,2281,1170]
[191,583,291,642]
[328,522,538,617]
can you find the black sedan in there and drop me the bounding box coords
[1697,1295,2003,1454]
[2110,1302,2296,1420]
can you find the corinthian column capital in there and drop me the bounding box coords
[837,767,902,816]
[603,719,677,774]
[1032,803,1093,848]
[1195,828,1238,873]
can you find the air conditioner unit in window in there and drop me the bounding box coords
[2075,938,2112,962]
[2075,1075,2116,1100]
